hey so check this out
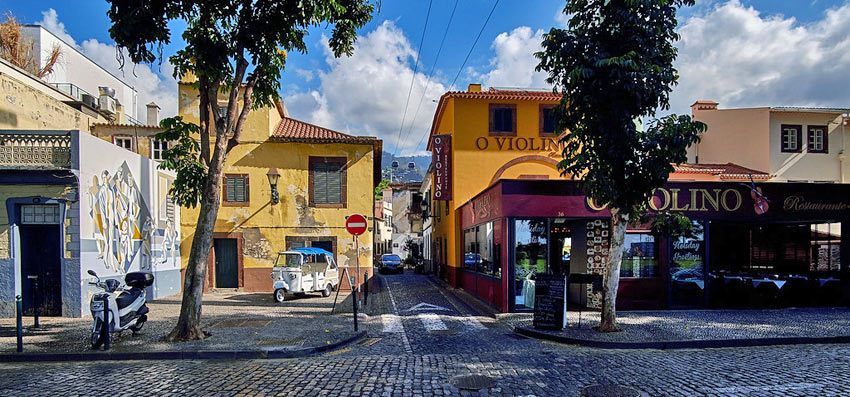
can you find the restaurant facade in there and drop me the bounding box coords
[427,84,849,312]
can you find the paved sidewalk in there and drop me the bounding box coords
[509,307,850,348]
[0,289,374,355]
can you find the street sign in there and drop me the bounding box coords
[345,214,368,235]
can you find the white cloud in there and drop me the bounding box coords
[477,27,550,90]
[554,6,571,27]
[294,68,314,82]
[284,21,446,155]
[671,0,850,114]
[36,9,177,121]
[36,9,77,47]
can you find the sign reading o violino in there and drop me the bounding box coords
[432,134,452,201]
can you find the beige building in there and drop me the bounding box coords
[688,101,850,182]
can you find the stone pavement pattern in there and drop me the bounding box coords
[1,272,849,396]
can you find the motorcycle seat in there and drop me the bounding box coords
[116,288,143,309]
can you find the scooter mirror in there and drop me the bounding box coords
[87,270,98,277]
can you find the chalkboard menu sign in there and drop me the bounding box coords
[532,273,567,330]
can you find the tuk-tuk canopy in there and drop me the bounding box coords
[290,247,333,257]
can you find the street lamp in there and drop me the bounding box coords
[266,168,280,204]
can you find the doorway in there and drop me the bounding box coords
[311,240,334,255]
[20,224,62,316]
[213,238,239,288]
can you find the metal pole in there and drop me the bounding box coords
[351,276,358,332]
[356,234,361,304]
[103,299,110,350]
[15,295,22,352]
[31,277,39,329]
[364,271,369,306]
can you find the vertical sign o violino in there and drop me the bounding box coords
[431,134,452,201]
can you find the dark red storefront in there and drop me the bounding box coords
[456,179,850,312]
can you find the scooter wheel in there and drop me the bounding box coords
[322,284,332,297]
[131,315,147,334]
[274,288,287,303]
[91,319,105,349]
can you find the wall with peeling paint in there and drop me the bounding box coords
[178,83,376,292]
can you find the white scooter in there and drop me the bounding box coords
[87,269,154,348]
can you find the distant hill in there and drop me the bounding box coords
[381,153,430,183]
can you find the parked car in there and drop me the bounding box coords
[270,247,339,302]
[379,254,403,274]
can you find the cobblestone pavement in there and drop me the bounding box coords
[2,272,849,396]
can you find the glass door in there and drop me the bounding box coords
[513,219,548,310]
[669,221,706,307]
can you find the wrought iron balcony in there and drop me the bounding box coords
[0,131,72,169]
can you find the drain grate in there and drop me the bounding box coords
[451,375,495,391]
[358,337,382,346]
[581,385,640,397]
[212,319,248,328]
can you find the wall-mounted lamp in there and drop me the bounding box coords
[266,168,280,204]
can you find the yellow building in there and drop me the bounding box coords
[178,82,381,292]
[428,84,564,287]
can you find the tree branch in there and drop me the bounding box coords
[225,49,248,135]
[226,71,260,153]
[197,77,211,168]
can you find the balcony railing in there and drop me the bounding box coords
[125,114,143,126]
[0,132,72,168]
[50,83,94,102]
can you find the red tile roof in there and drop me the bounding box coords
[270,117,378,144]
[674,163,771,180]
[440,89,562,102]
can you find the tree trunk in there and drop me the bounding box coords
[162,128,229,342]
[598,207,629,333]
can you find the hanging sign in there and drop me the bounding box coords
[432,134,452,201]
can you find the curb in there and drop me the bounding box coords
[0,331,367,363]
[428,276,499,318]
[514,326,850,350]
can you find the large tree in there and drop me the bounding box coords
[106,0,374,341]
[536,0,705,332]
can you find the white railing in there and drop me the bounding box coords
[0,132,72,168]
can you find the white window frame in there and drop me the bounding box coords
[808,127,825,152]
[113,136,134,151]
[782,127,798,152]
[151,139,169,160]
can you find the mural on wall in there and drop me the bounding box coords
[87,162,152,273]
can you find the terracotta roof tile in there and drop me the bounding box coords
[442,88,561,102]
[270,117,378,144]
[674,163,771,180]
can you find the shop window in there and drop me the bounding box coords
[670,221,706,307]
[113,136,133,151]
[780,124,802,153]
[807,125,828,153]
[539,104,556,136]
[489,104,517,136]
[21,204,60,224]
[223,174,249,206]
[151,139,169,160]
[514,219,548,309]
[462,222,498,277]
[620,233,658,278]
[309,157,347,208]
[810,223,841,272]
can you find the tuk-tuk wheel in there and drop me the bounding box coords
[322,284,332,297]
[274,288,287,303]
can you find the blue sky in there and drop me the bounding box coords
[3,0,850,155]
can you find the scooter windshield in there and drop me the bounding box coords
[276,254,302,267]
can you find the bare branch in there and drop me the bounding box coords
[226,71,260,153]
[197,78,212,168]
[225,47,248,135]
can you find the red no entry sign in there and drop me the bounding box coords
[345,214,368,235]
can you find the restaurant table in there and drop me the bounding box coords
[818,278,840,287]
[679,279,705,289]
[751,279,786,289]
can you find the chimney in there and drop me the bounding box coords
[467,83,482,93]
[146,102,161,126]
[691,100,718,114]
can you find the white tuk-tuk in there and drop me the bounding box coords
[270,247,339,302]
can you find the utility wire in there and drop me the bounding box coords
[404,0,460,153]
[392,0,434,156]
[415,0,500,152]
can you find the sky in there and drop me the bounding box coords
[3,0,850,155]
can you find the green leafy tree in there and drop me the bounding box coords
[536,0,706,332]
[106,0,374,341]
[374,178,390,199]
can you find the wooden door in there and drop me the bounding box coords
[213,238,239,288]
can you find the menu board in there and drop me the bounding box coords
[532,273,567,330]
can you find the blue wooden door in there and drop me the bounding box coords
[214,238,239,288]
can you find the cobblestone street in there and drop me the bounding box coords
[2,272,849,396]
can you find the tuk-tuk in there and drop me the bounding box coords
[270,247,339,302]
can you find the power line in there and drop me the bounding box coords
[415,0,500,152]
[404,0,460,154]
[392,0,434,156]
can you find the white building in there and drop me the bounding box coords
[420,167,434,274]
[22,24,139,123]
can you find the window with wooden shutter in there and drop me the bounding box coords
[309,157,347,208]
[223,174,249,206]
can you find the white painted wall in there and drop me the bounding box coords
[768,112,847,182]
[23,26,138,120]
[76,133,180,314]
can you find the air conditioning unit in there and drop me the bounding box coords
[81,94,98,110]
[99,95,117,114]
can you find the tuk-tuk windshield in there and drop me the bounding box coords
[276,253,302,267]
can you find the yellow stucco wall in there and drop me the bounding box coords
[431,93,566,274]
[689,107,771,173]
[0,71,97,131]
[177,83,375,291]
